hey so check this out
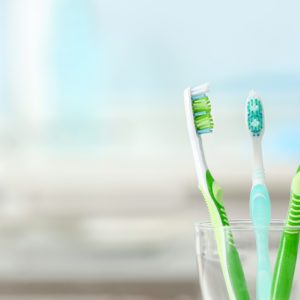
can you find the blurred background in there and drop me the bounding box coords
[0,0,299,299]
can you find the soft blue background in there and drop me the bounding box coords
[1,0,299,163]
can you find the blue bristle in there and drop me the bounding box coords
[197,128,213,135]
[194,111,207,117]
[191,94,207,101]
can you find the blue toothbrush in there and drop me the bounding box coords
[246,91,272,300]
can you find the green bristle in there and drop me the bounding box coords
[192,95,214,134]
[192,96,211,114]
[247,98,264,136]
[194,114,214,131]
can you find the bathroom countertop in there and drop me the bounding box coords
[0,281,200,300]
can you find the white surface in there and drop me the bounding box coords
[0,296,196,300]
[0,197,289,282]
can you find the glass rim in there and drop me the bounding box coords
[194,219,300,232]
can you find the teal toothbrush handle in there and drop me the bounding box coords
[250,184,272,300]
[271,232,299,300]
[256,229,272,300]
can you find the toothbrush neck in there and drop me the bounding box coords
[194,137,208,186]
[198,137,208,169]
[252,138,265,185]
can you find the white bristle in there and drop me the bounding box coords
[248,90,259,100]
[191,83,209,96]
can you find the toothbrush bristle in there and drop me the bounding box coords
[247,94,264,137]
[191,93,214,135]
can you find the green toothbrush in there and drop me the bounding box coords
[271,166,300,300]
[184,83,250,300]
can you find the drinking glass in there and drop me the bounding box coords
[195,220,300,300]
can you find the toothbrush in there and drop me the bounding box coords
[246,91,272,300]
[271,166,300,300]
[184,83,250,300]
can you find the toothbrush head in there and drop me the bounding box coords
[246,90,264,137]
[190,84,214,135]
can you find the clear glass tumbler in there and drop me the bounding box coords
[195,220,300,300]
